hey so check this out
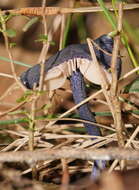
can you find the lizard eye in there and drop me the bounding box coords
[108,68,112,73]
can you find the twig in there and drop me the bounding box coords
[0,72,15,79]
[61,159,69,190]
[0,82,19,101]
[0,101,27,118]
[28,0,48,152]
[87,38,115,118]
[31,0,48,178]
[28,86,38,178]
[110,2,125,149]
[28,94,36,152]
[42,134,115,140]
[120,66,139,80]
[4,4,139,16]
[42,117,115,131]
[45,90,103,128]
[38,0,48,91]
[0,148,139,164]
[59,3,74,184]
[38,0,47,89]
[109,126,139,172]
[0,12,26,91]
[1,138,28,152]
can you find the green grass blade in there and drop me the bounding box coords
[23,17,39,32]
[76,14,87,43]
[121,35,139,68]
[124,20,139,44]
[62,14,72,48]
[0,56,31,67]
[1,110,139,126]
[0,117,29,125]
[97,0,139,72]
[112,0,118,17]
[97,0,117,29]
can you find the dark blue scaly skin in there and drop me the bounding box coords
[20,34,122,179]
[70,70,100,136]
[70,69,106,179]
[20,35,121,89]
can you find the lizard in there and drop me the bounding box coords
[20,34,122,178]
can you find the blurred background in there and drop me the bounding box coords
[0,0,139,114]
[0,1,139,188]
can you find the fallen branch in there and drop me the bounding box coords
[0,148,139,165]
[3,4,139,16]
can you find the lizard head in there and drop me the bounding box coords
[95,34,121,78]
[20,63,67,91]
[20,64,40,89]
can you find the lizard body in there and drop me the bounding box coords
[20,34,121,90]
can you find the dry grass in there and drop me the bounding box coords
[0,0,139,188]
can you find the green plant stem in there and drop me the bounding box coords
[0,56,31,67]
[97,0,116,29]
[62,14,72,48]
[97,0,139,73]
[0,11,26,91]
[0,110,139,126]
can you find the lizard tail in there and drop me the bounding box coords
[70,69,106,179]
